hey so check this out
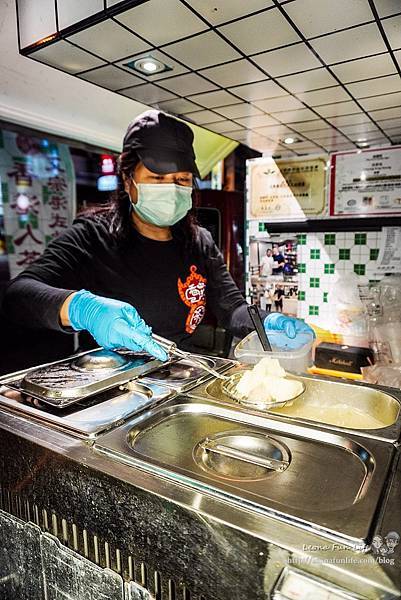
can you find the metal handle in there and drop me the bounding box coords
[200,439,288,472]
[152,334,229,380]
[152,334,178,356]
[247,304,272,351]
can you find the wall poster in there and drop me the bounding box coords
[246,155,328,222]
[0,130,75,278]
[330,145,401,217]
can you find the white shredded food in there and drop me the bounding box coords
[235,357,303,406]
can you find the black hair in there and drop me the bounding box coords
[84,149,199,248]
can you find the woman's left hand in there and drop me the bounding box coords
[264,313,315,349]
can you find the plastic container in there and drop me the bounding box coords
[234,330,314,374]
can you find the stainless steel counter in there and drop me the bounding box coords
[0,363,400,599]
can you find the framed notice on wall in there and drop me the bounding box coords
[246,155,328,222]
[330,145,401,217]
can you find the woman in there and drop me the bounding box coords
[1,111,312,360]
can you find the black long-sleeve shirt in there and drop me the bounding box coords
[1,216,257,351]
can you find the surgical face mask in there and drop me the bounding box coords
[130,180,193,227]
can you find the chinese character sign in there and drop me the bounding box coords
[0,130,75,277]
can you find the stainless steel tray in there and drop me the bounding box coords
[139,355,234,392]
[185,369,401,444]
[94,395,395,548]
[0,349,164,407]
[0,381,175,439]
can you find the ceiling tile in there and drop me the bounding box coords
[188,0,274,26]
[394,50,401,70]
[199,59,265,88]
[283,0,373,38]
[228,80,285,101]
[226,131,248,141]
[270,108,317,123]
[297,148,325,156]
[116,50,188,81]
[253,124,296,137]
[382,14,401,49]
[330,53,396,83]
[360,91,401,111]
[184,110,224,125]
[299,127,345,140]
[347,74,401,98]
[327,112,371,126]
[291,141,325,152]
[369,106,401,120]
[115,0,207,46]
[277,68,338,93]
[158,73,218,95]
[216,103,264,119]
[18,0,56,49]
[376,118,401,129]
[339,122,381,134]
[31,40,105,74]
[57,0,103,30]
[252,43,321,77]
[78,65,144,90]
[187,90,242,108]
[330,142,357,150]
[309,134,349,145]
[383,126,401,137]
[253,95,305,112]
[296,86,350,106]
[156,98,202,114]
[347,129,389,142]
[107,0,125,5]
[375,0,401,18]
[309,23,387,64]
[68,19,150,62]
[207,120,246,133]
[120,83,176,103]
[234,114,279,127]
[316,100,362,118]
[219,8,299,55]
[290,119,332,132]
[164,31,241,70]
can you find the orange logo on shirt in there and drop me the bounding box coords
[178,265,207,334]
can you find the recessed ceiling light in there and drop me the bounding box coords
[124,56,172,76]
[284,136,295,144]
[357,141,370,148]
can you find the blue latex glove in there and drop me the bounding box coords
[68,290,168,361]
[264,313,315,350]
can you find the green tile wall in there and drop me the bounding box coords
[324,264,335,274]
[310,248,320,259]
[355,233,367,245]
[354,264,366,275]
[339,248,351,260]
[324,234,336,245]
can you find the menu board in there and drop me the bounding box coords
[247,156,328,222]
[330,145,401,217]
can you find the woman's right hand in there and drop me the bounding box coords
[65,290,168,361]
